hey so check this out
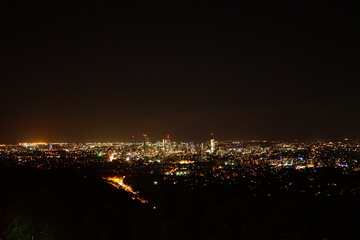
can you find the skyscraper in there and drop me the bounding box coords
[210,133,216,154]
[143,134,147,152]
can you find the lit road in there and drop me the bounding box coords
[104,176,148,203]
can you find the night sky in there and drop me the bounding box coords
[1,1,359,143]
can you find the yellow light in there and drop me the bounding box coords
[104,177,148,203]
[109,154,116,162]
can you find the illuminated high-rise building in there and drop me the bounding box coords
[143,134,147,152]
[166,134,170,152]
[210,133,216,154]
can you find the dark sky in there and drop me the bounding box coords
[1,1,359,143]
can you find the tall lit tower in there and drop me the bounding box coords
[143,134,147,152]
[166,134,170,151]
[210,133,216,154]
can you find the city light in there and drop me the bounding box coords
[104,176,148,203]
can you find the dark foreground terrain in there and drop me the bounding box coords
[1,167,360,240]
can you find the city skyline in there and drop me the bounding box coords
[1,1,359,143]
[2,135,360,239]
[1,131,358,145]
